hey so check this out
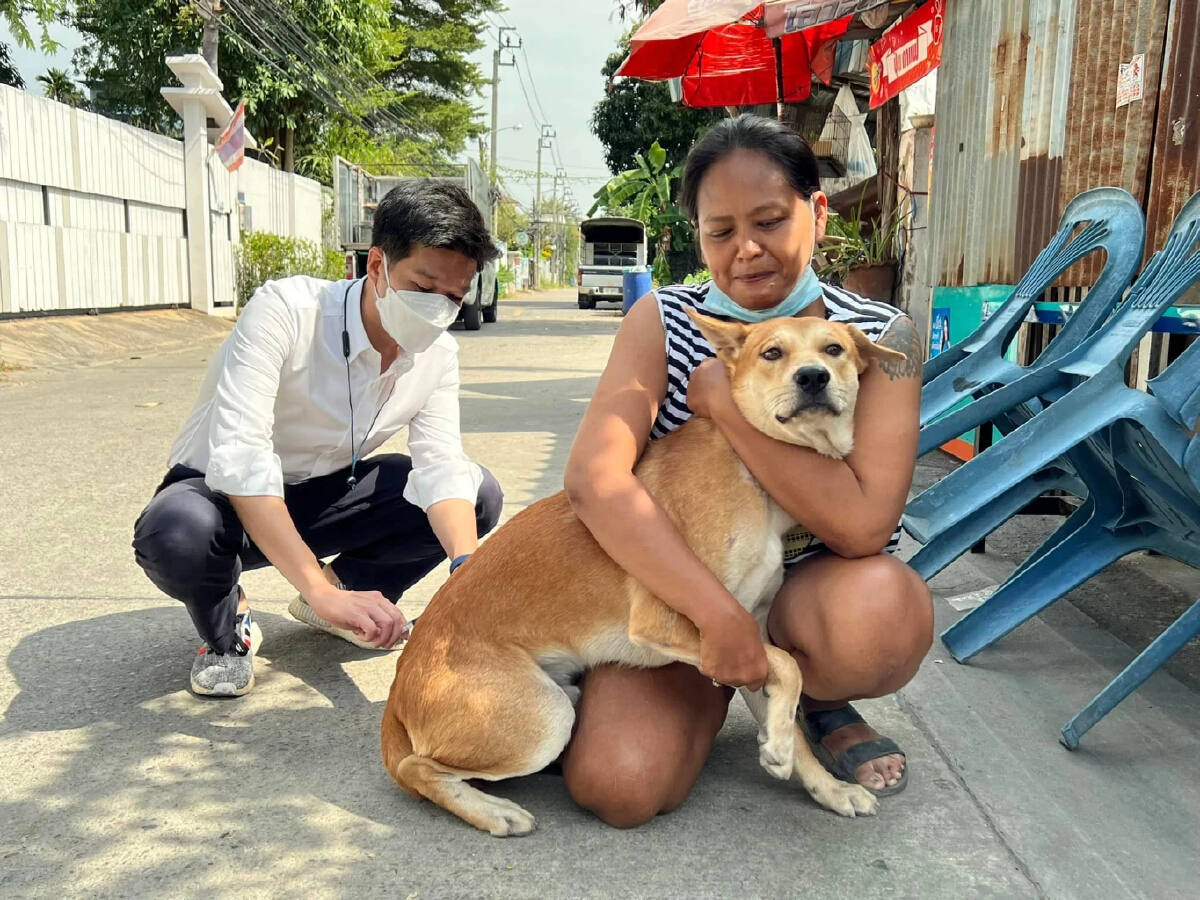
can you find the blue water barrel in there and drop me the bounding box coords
[622,266,652,315]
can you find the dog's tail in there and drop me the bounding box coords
[381,710,420,798]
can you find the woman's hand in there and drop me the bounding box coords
[686,358,735,420]
[697,604,769,691]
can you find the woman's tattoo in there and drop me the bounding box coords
[878,317,924,381]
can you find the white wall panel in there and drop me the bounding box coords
[0,85,324,315]
[0,178,43,225]
[61,228,124,309]
[3,223,60,313]
[128,201,185,239]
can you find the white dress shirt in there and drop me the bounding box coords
[168,276,483,511]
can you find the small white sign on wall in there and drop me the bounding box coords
[1117,54,1145,109]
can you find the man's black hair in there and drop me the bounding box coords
[678,114,822,221]
[371,180,500,269]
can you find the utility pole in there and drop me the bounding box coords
[533,125,554,290]
[489,27,518,233]
[197,0,220,75]
[550,171,560,287]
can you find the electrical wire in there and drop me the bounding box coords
[518,43,551,126]
[226,0,429,139]
[511,57,545,130]
[222,0,464,176]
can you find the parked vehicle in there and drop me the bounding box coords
[577,217,647,309]
[334,156,499,330]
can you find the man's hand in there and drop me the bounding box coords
[686,358,735,420]
[696,603,769,691]
[306,584,410,649]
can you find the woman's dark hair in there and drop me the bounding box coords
[372,180,500,268]
[678,114,821,221]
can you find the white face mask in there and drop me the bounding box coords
[374,253,460,353]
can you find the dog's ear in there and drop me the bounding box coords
[685,308,749,358]
[847,325,907,373]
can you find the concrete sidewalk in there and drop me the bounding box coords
[1,291,1197,899]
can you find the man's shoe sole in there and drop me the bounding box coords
[287,596,382,650]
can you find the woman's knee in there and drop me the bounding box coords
[563,739,681,829]
[771,554,933,695]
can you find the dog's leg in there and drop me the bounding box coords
[628,588,795,779]
[753,645,801,780]
[740,668,879,819]
[395,755,540,837]
[386,660,574,837]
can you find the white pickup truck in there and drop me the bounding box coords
[576,217,647,309]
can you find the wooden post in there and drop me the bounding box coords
[773,38,785,122]
[877,96,901,241]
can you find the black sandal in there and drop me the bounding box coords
[803,704,908,797]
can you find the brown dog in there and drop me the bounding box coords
[382,310,905,835]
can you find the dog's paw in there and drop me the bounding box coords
[758,731,795,780]
[810,779,879,818]
[486,806,537,837]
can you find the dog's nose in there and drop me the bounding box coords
[794,366,831,394]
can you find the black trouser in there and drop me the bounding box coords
[132,454,503,652]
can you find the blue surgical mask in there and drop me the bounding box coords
[700,265,824,323]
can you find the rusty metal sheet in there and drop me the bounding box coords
[929,0,1176,289]
[1145,0,1200,265]
[1049,0,1172,286]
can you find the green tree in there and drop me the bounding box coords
[71,0,493,179]
[0,42,23,88]
[1,0,66,90]
[381,0,499,156]
[37,67,85,106]
[1,0,65,52]
[493,193,530,248]
[589,139,690,284]
[590,36,721,177]
[73,0,393,169]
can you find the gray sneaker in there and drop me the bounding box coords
[190,609,263,697]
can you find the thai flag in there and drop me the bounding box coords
[214,100,245,172]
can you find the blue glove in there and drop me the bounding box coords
[449,554,471,574]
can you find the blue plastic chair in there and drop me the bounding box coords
[927,334,1200,747]
[919,188,1145,420]
[905,192,1200,547]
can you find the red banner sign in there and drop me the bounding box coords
[867,0,943,109]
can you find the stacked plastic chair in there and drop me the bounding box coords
[905,191,1200,747]
[908,189,1146,581]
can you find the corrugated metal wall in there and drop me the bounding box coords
[930,0,1179,288]
[1145,0,1200,254]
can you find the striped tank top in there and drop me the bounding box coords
[651,280,905,566]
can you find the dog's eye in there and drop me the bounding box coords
[761,347,783,361]
[824,344,845,357]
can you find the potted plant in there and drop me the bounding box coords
[816,202,902,302]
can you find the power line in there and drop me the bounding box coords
[518,43,551,125]
[226,0,429,139]
[223,1,393,132]
[511,58,545,130]
[220,15,371,131]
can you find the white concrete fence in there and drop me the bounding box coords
[0,80,324,318]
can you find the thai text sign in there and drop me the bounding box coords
[1116,54,1145,108]
[867,0,943,109]
[764,0,890,37]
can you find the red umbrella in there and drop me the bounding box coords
[616,1,853,113]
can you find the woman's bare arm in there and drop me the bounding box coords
[692,315,924,558]
[564,295,768,689]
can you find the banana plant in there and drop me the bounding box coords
[589,141,692,264]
